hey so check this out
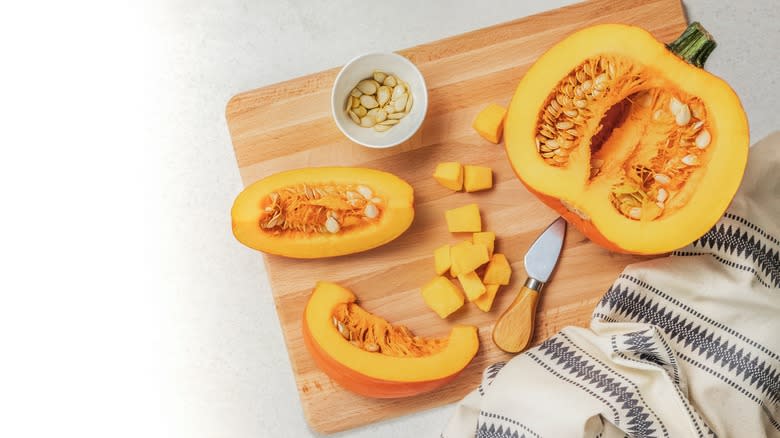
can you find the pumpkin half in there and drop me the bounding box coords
[231,167,414,258]
[302,282,479,398]
[505,23,749,254]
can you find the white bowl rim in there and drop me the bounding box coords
[331,52,428,149]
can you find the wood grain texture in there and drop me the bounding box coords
[225,0,687,433]
[492,286,539,353]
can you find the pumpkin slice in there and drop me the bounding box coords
[505,23,748,254]
[231,167,414,258]
[303,282,479,398]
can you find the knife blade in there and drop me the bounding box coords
[492,217,566,353]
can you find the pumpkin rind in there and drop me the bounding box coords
[302,282,479,398]
[505,24,749,254]
[231,167,414,258]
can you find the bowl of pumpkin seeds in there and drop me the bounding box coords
[331,52,428,149]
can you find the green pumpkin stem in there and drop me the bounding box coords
[667,22,716,68]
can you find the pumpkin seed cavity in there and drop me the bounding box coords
[332,303,448,357]
[536,55,713,221]
[260,183,383,234]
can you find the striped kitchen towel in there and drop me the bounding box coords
[443,131,779,438]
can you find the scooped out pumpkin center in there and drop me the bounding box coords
[331,303,448,357]
[260,183,383,234]
[535,55,713,221]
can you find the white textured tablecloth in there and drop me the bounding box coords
[444,131,780,438]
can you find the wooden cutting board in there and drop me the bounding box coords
[225,0,686,433]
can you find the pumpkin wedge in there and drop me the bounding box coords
[231,167,414,258]
[505,23,748,254]
[303,282,479,398]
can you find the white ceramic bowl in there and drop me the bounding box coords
[331,53,428,149]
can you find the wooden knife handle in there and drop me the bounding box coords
[492,285,539,353]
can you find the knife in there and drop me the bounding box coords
[492,217,566,353]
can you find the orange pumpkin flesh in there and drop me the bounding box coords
[302,282,479,398]
[231,167,414,258]
[505,23,749,254]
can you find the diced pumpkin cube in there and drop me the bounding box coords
[473,103,507,144]
[483,253,512,285]
[464,165,493,192]
[433,244,451,276]
[474,284,501,312]
[472,231,495,257]
[445,203,482,232]
[450,242,489,277]
[457,271,486,301]
[433,162,463,191]
[449,241,471,277]
[421,276,465,318]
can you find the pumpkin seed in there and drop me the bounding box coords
[357,185,372,199]
[337,321,349,339]
[373,71,387,83]
[681,154,698,166]
[394,95,408,112]
[656,188,668,202]
[356,79,377,95]
[364,342,379,352]
[376,86,391,106]
[325,216,340,233]
[383,75,397,87]
[675,104,691,125]
[353,106,367,117]
[581,80,592,91]
[364,203,378,218]
[654,173,671,184]
[360,116,376,127]
[360,94,379,109]
[348,110,360,125]
[669,96,683,115]
[373,124,391,132]
[388,112,406,120]
[350,88,362,98]
[695,130,711,149]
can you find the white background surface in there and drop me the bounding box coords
[1,1,777,438]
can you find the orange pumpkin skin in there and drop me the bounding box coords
[518,178,625,253]
[302,318,460,398]
[302,282,479,399]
